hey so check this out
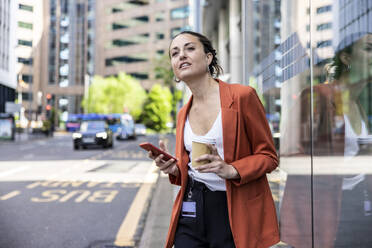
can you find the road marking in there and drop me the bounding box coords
[0,190,21,200]
[0,166,28,179]
[0,160,154,183]
[114,182,154,246]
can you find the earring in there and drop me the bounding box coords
[174,76,181,83]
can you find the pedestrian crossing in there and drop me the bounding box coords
[0,160,158,183]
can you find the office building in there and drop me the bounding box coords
[41,0,95,122]
[0,0,16,113]
[15,0,45,122]
[94,0,190,89]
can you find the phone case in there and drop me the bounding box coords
[139,142,177,161]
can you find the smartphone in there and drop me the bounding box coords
[139,142,177,161]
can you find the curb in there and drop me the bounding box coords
[138,172,176,248]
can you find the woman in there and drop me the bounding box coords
[149,31,279,248]
[280,33,372,248]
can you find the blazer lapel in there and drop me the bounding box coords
[218,80,238,163]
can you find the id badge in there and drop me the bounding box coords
[181,201,196,218]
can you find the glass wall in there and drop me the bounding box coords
[246,0,372,247]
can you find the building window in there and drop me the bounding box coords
[112,23,128,30]
[316,40,332,48]
[19,4,33,12]
[110,0,148,13]
[22,92,33,101]
[49,71,56,85]
[112,7,123,13]
[316,22,332,31]
[18,21,33,30]
[255,53,260,63]
[156,32,165,40]
[170,6,189,20]
[306,24,310,32]
[111,16,149,30]
[129,73,148,80]
[255,20,260,30]
[112,39,135,47]
[134,15,149,22]
[18,40,33,47]
[316,5,332,14]
[255,37,261,47]
[155,11,165,22]
[21,74,33,84]
[105,54,148,66]
[18,57,33,65]
[171,27,182,38]
[170,26,192,38]
[109,33,149,48]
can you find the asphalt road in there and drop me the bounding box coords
[0,132,176,248]
[0,132,175,161]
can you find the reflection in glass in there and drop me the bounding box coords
[315,33,372,248]
[240,0,371,247]
[281,33,372,248]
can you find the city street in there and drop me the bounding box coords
[0,133,176,248]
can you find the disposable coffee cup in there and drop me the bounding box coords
[191,137,216,168]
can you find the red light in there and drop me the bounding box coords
[46,105,52,110]
[46,94,52,100]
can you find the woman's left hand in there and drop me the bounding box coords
[195,144,240,180]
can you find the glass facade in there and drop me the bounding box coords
[247,0,372,247]
[170,6,189,20]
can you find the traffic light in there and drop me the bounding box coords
[46,93,53,118]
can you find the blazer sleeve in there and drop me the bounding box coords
[230,88,278,186]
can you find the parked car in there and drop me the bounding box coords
[134,123,147,136]
[73,120,113,149]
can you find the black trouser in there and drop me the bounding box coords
[174,177,235,248]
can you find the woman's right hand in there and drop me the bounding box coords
[148,140,179,177]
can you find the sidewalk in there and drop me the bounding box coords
[139,172,178,248]
[8,130,69,143]
[138,168,285,248]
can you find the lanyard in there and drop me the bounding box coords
[187,176,194,200]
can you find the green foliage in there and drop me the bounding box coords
[140,84,173,132]
[154,54,174,87]
[82,72,147,120]
[171,88,183,122]
[153,54,183,129]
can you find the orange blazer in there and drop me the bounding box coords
[165,80,280,248]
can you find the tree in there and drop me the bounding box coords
[154,54,174,87]
[82,72,147,120]
[153,54,183,127]
[140,84,173,132]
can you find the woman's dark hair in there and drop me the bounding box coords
[329,32,371,80]
[330,45,353,80]
[170,31,223,78]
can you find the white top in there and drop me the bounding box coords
[344,114,368,157]
[342,114,369,191]
[184,111,226,191]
